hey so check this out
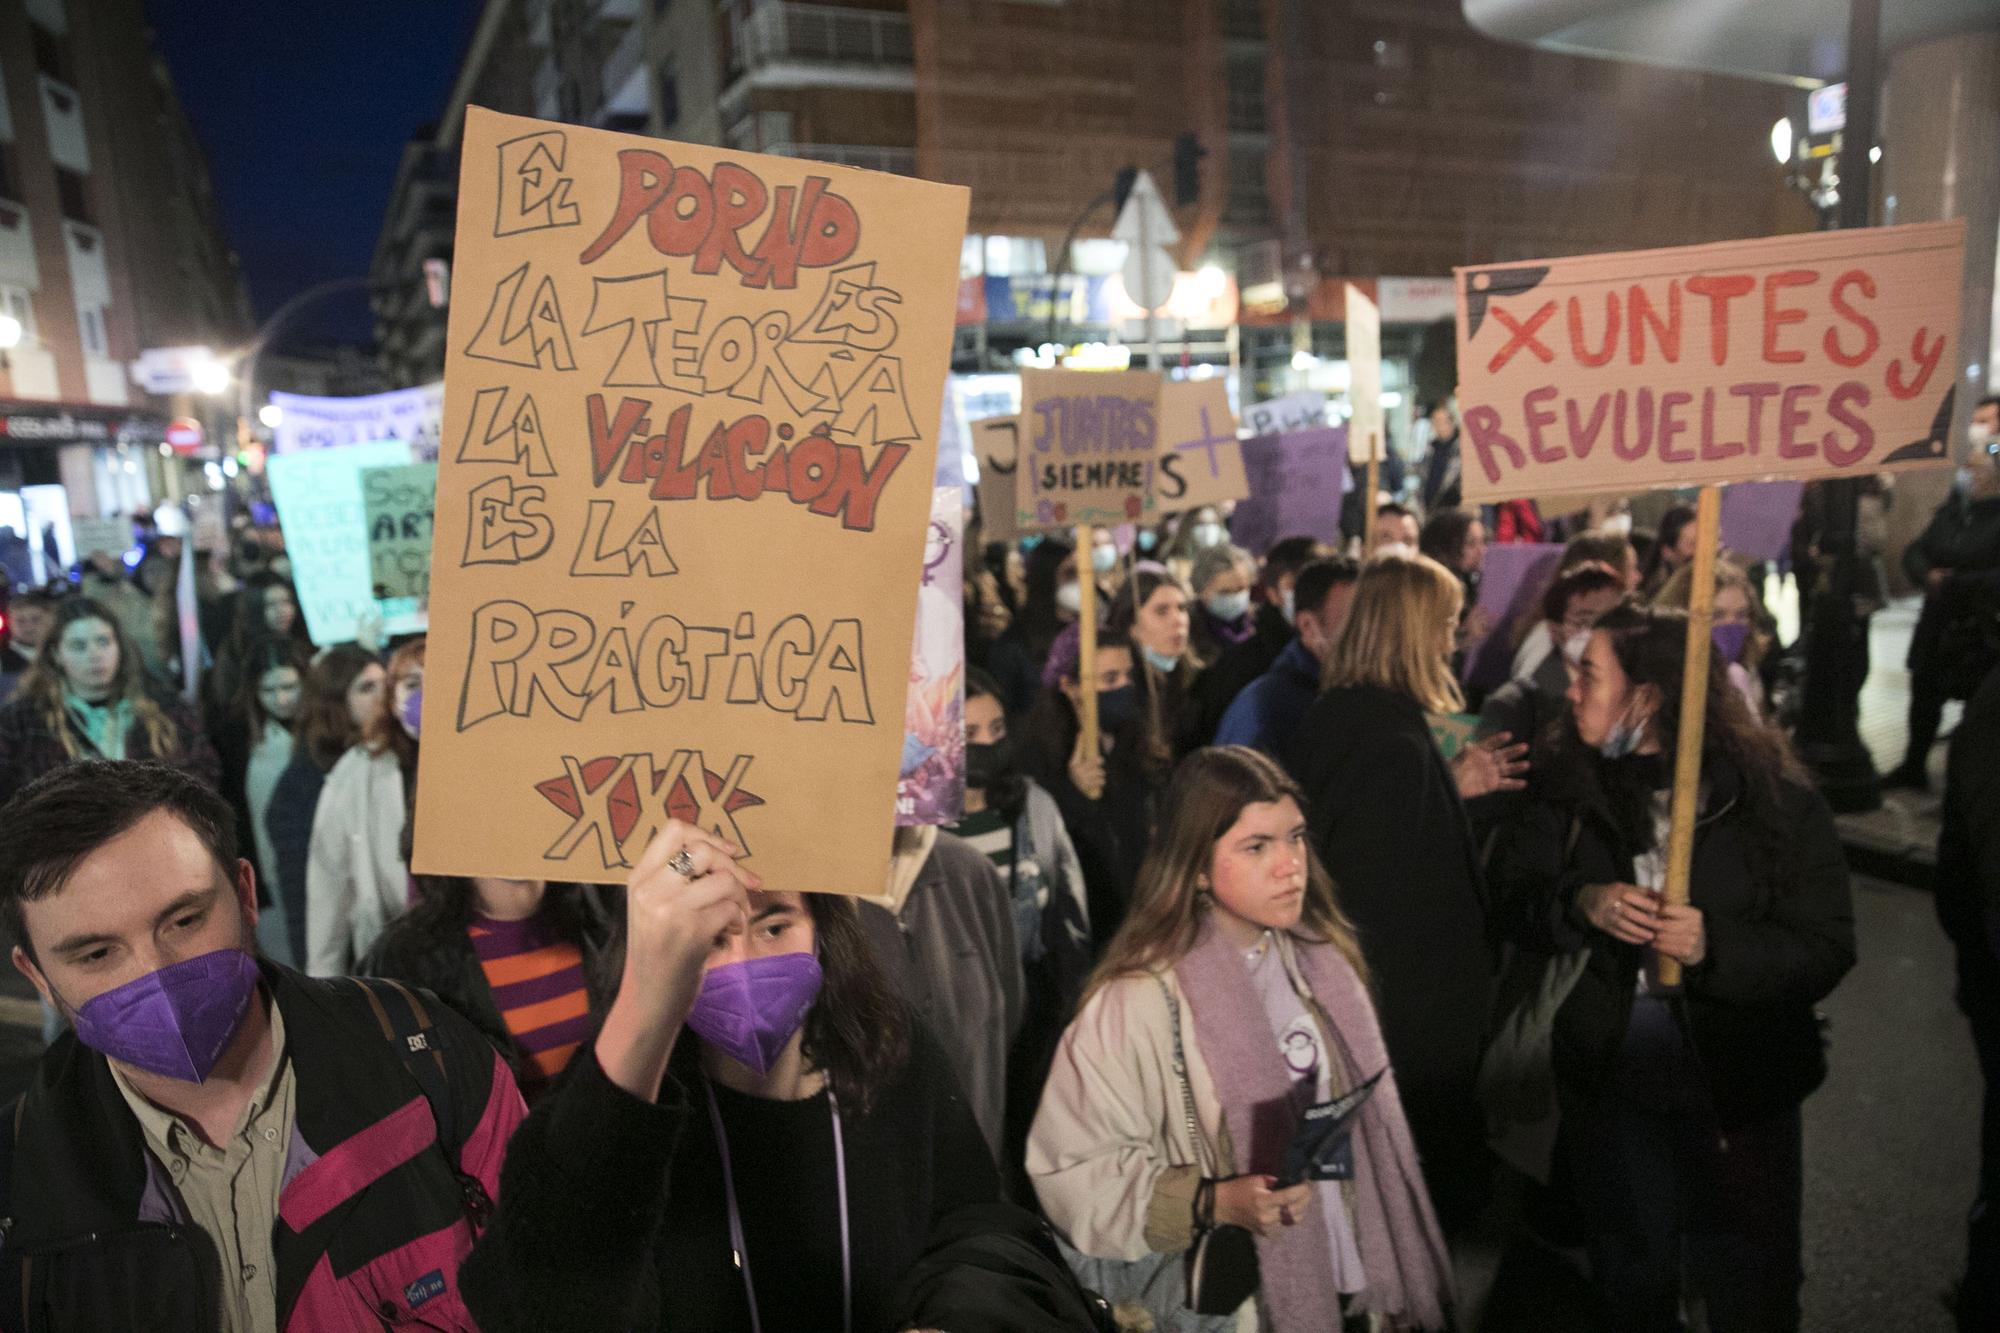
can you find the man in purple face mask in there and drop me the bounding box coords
[0,760,527,1332]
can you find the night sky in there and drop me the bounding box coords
[145,0,486,346]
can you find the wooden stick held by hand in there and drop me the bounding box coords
[1658,484,1721,988]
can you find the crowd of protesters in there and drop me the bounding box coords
[0,394,1995,1331]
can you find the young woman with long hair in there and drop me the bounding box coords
[1285,552,1512,1235]
[202,574,313,721]
[460,822,1009,1332]
[1653,558,1777,717]
[0,596,218,803]
[303,637,423,975]
[264,645,385,966]
[208,642,310,964]
[1488,602,1853,1331]
[1020,628,1155,945]
[361,869,621,1104]
[1031,746,1450,1332]
[1108,563,1201,760]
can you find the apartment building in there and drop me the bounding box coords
[0,0,250,535]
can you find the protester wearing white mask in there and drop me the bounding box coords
[1189,543,1256,665]
[1489,601,1852,1331]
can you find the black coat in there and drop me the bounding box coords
[1903,490,2000,691]
[1189,602,1293,745]
[1489,758,1855,1128]
[263,751,328,965]
[1285,682,1493,1227]
[1939,664,2000,969]
[459,1028,1000,1333]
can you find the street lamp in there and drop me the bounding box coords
[192,357,231,397]
[1770,116,1795,165]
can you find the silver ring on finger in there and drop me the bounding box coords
[667,848,698,878]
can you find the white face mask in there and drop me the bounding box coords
[1969,420,1996,453]
[1190,522,1225,550]
[1055,582,1083,615]
[1600,512,1633,538]
[1280,589,1297,626]
[1562,632,1589,667]
[1091,544,1119,575]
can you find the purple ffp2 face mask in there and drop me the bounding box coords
[685,951,824,1076]
[1711,621,1752,665]
[70,948,261,1082]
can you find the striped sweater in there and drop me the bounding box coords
[467,908,592,1092]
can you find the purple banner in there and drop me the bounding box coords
[1227,426,1351,555]
[1719,480,1804,564]
[1464,542,1565,693]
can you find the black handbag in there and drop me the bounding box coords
[1160,977,1261,1315]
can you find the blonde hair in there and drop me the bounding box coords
[1322,552,1465,714]
[1653,559,1771,673]
[1084,746,1366,1005]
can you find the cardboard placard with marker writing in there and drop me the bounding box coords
[1455,220,1966,503]
[971,415,1022,542]
[1155,378,1250,513]
[1012,369,1248,531]
[414,107,969,892]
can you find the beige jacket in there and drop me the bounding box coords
[1029,966,1233,1263]
[304,746,407,976]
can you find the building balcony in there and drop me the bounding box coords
[595,18,650,125]
[723,2,915,106]
[0,199,38,291]
[39,75,88,174]
[765,141,916,176]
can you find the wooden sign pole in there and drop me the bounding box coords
[1075,524,1099,759]
[1657,484,1722,988]
[1363,439,1380,553]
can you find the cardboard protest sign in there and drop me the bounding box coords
[361,463,438,603]
[1229,426,1350,553]
[1155,377,1250,512]
[69,515,130,560]
[1241,391,1326,437]
[1463,541,1564,693]
[971,416,1021,542]
[267,440,423,645]
[272,383,446,459]
[897,442,965,826]
[1455,220,1966,504]
[1015,368,1159,530]
[413,107,968,892]
[1345,284,1385,465]
[1719,479,1805,563]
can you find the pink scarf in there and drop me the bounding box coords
[1175,912,1453,1331]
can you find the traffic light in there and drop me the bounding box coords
[1172,132,1204,207]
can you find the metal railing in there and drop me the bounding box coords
[733,2,913,72]
[763,141,917,176]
